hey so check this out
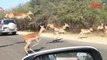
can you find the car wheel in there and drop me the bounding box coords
[12,32,16,35]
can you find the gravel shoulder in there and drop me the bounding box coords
[17,31,107,45]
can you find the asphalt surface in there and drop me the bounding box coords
[0,34,106,60]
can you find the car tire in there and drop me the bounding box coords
[12,32,16,35]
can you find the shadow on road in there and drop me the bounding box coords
[34,47,46,52]
[27,47,46,54]
[0,33,18,36]
[0,41,24,48]
[78,36,88,39]
[47,38,64,44]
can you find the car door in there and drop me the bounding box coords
[0,20,2,32]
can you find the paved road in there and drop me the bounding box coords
[0,35,106,60]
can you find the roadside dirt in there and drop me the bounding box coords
[17,31,107,45]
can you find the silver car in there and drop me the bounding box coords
[0,19,17,35]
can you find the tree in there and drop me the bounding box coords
[9,0,107,32]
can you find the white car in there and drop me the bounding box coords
[0,19,17,35]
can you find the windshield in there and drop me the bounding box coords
[35,52,94,60]
[0,20,1,24]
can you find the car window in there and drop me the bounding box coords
[3,20,15,24]
[0,20,1,24]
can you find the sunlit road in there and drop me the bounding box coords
[0,34,106,60]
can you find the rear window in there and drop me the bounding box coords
[0,20,1,24]
[4,20,15,24]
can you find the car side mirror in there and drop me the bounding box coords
[22,46,102,60]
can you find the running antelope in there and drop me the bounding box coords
[5,11,33,20]
[47,23,69,34]
[97,23,105,34]
[23,25,45,54]
[47,23,69,39]
[97,23,104,30]
[79,28,93,38]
